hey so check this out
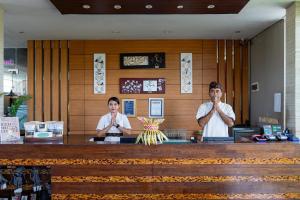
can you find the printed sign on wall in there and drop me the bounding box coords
[180,53,193,93]
[94,53,106,94]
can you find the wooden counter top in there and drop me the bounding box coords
[0,135,300,199]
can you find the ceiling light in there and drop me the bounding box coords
[145,4,153,9]
[207,4,215,9]
[177,5,184,9]
[112,31,120,34]
[82,4,91,9]
[19,31,24,34]
[235,31,241,34]
[114,5,122,9]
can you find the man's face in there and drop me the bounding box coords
[209,88,222,102]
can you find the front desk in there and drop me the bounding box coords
[1,135,300,200]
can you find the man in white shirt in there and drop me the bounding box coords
[196,81,235,137]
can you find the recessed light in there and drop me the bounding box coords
[82,4,91,9]
[114,5,122,9]
[145,4,153,9]
[177,5,184,9]
[207,4,215,9]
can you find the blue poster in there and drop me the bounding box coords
[124,100,135,116]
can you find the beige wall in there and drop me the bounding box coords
[286,2,300,137]
[250,20,285,126]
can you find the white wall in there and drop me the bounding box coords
[250,20,285,126]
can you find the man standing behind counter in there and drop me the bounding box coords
[196,81,235,137]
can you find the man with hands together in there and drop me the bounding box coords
[196,81,235,138]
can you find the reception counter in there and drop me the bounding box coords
[1,135,300,200]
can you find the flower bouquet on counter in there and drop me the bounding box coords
[136,117,168,145]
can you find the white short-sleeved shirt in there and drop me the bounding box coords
[196,101,235,137]
[96,112,131,133]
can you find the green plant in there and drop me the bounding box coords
[9,95,31,117]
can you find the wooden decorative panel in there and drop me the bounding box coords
[27,41,35,121]
[27,40,69,130]
[34,41,43,121]
[0,142,300,199]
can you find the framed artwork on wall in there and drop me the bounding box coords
[149,98,164,118]
[122,99,136,117]
[120,53,165,69]
[180,53,193,93]
[94,53,106,94]
[120,78,165,94]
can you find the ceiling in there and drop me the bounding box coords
[50,0,249,14]
[0,0,294,48]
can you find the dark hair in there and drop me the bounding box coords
[107,97,120,105]
[209,81,223,91]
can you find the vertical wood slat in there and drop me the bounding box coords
[218,40,226,102]
[43,41,51,121]
[27,41,35,121]
[60,41,69,135]
[35,41,43,121]
[242,43,249,124]
[234,40,242,124]
[225,40,234,107]
[52,41,60,121]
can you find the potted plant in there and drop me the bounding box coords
[8,95,31,117]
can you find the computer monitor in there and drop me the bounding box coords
[202,137,234,143]
[232,127,261,143]
[271,124,282,134]
[263,125,272,135]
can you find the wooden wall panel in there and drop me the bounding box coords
[52,41,60,121]
[83,40,203,54]
[218,40,226,102]
[84,53,203,70]
[84,99,202,116]
[234,41,242,124]
[27,40,69,132]
[34,41,43,121]
[242,43,249,124]
[27,41,35,121]
[203,40,217,69]
[226,40,234,106]
[84,84,203,101]
[43,41,52,121]
[60,41,69,135]
[83,69,203,85]
[28,39,249,135]
[218,40,226,88]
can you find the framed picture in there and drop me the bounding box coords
[122,99,136,117]
[149,98,164,118]
[120,53,165,69]
[120,78,165,94]
[181,53,193,93]
[94,53,106,94]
